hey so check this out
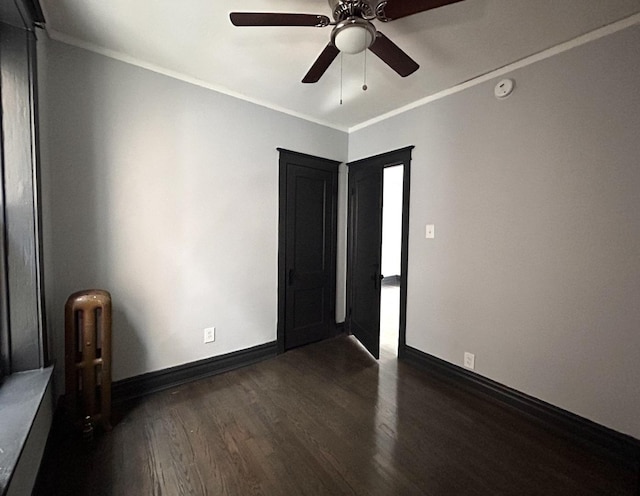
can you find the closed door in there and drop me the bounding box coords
[278,149,339,351]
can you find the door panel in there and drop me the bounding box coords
[293,174,326,274]
[348,163,383,359]
[279,150,338,351]
[293,288,324,329]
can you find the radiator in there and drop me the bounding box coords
[64,289,112,433]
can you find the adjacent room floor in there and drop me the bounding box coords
[380,283,400,356]
[35,335,637,495]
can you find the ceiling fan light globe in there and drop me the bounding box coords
[331,18,376,54]
[334,26,373,53]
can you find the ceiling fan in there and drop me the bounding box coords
[230,0,464,83]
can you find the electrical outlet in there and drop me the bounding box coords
[464,352,475,370]
[204,327,215,344]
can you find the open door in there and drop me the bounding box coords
[347,147,413,360]
[347,162,383,359]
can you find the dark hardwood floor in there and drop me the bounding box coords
[36,336,637,495]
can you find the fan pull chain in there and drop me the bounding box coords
[363,45,368,91]
[340,52,344,105]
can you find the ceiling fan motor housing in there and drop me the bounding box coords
[328,0,375,21]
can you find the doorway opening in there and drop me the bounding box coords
[380,165,404,358]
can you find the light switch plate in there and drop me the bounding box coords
[425,224,435,239]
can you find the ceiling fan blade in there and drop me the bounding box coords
[302,43,340,83]
[368,32,419,77]
[378,0,464,21]
[230,13,330,27]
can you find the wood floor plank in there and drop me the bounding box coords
[35,336,638,495]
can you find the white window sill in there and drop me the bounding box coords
[0,366,53,496]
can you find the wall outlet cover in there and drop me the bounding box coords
[204,327,215,344]
[464,352,475,370]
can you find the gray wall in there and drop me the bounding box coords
[38,39,348,389]
[349,25,640,439]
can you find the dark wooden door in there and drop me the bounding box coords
[278,150,339,352]
[347,162,383,359]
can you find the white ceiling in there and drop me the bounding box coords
[39,0,640,131]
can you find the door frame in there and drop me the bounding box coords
[277,148,340,354]
[346,146,413,356]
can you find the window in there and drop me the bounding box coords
[0,0,47,377]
